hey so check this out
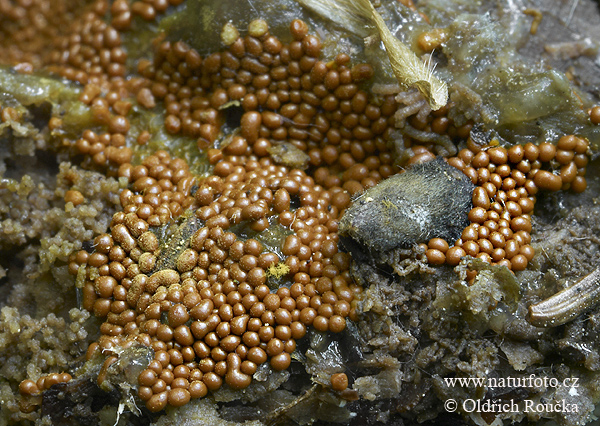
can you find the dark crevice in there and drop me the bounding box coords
[4,148,60,181]
[289,195,301,210]
[223,104,244,132]
[0,249,15,289]
[81,239,95,253]
[28,101,52,131]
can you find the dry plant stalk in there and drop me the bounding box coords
[297,0,448,110]
[355,0,447,110]
[528,267,600,327]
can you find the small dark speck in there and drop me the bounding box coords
[82,240,95,253]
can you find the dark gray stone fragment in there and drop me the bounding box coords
[339,157,474,254]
